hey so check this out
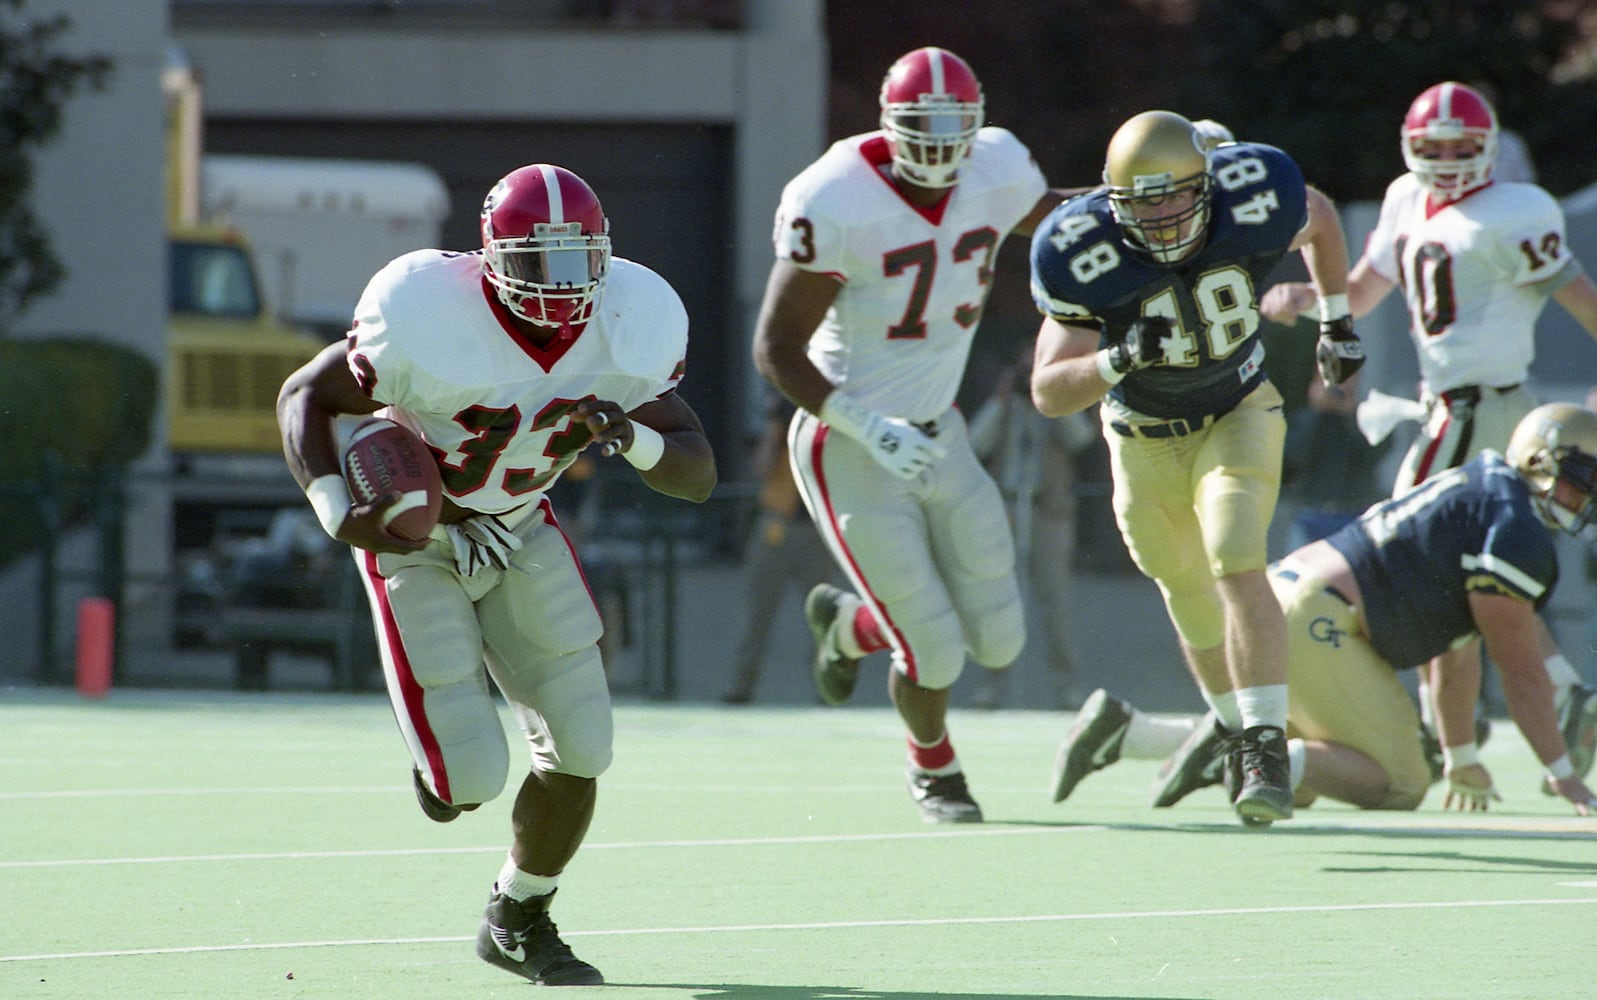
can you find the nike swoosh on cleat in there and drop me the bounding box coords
[1089,724,1128,768]
[490,924,526,962]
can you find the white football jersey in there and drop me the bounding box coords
[1364,173,1575,393]
[773,127,1047,422]
[347,250,687,515]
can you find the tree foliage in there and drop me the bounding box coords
[827,1,1597,201]
[0,0,113,330]
[1176,0,1597,200]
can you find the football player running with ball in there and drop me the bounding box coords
[753,47,1077,823]
[277,164,715,986]
[1261,82,1597,794]
[1028,111,1356,827]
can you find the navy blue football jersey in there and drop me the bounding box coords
[1029,142,1308,420]
[1325,453,1559,670]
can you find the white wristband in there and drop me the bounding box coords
[305,474,351,539]
[1319,293,1350,322]
[1547,753,1576,781]
[1442,742,1480,770]
[622,423,665,470]
[1094,348,1127,385]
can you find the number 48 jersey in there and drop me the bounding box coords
[1029,141,1308,422]
[773,127,1047,423]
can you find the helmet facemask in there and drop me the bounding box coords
[1107,171,1213,266]
[1526,447,1597,538]
[881,102,982,189]
[484,225,610,330]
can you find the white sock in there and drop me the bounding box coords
[1545,653,1580,706]
[1202,689,1244,732]
[497,854,559,902]
[1123,711,1197,759]
[1417,678,1436,730]
[1287,738,1306,789]
[1235,684,1288,731]
[833,592,865,657]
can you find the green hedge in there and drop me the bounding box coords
[0,336,158,566]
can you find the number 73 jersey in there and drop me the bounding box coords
[1029,141,1308,421]
[773,127,1047,423]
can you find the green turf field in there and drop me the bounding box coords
[3,689,1593,999]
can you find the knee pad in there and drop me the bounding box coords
[504,645,614,779]
[413,675,512,806]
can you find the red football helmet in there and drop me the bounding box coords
[878,47,984,190]
[481,164,611,330]
[1401,82,1499,201]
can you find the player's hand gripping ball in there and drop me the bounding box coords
[343,418,443,541]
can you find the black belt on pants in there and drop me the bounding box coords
[1271,567,1354,608]
[1439,383,1521,407]
[1109,414,1214,439]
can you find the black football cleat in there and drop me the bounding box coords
[1233,725,1293,828]
[1149,712,1233,808]
[806,584,861,706]
[476,889,603,986]
[412,768,479,824]
[907,768,983,823]
[1051,688,1133,803]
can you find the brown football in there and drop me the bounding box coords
[343,417,443,541]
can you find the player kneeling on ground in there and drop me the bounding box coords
[1050,403,1597,819]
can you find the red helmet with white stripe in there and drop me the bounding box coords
[480,164,611,330]
[878,47,984,190]
[1401,82,1499,201]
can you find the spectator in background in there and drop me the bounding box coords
[967,345,1097,710]
[1280,373,1387,552]
[719,394,837,704]
[1471,81,1536,183]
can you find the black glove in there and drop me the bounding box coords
[1316,315,1364,386]
[1106,315,1176,375]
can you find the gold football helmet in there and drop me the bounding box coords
[1506,402,1597,537]
[1103,111,1212,265]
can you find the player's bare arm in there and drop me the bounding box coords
[1262,188,1376,325]
[1292,186,1351,300]
[276,339,424,554]
[1551,270,1597,346]
[1472,589,1562,759]
[1030,316,1110,418]
[576,392,716,503]
[751,260,844,414]
[1012,187,1095,238]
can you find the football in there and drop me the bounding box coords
[343,417,443,541]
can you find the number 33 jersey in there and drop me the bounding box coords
[346,249,687,515]
[772,127,1047,423]
[1363,173,1575,394]
[1030,141,1307,422]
